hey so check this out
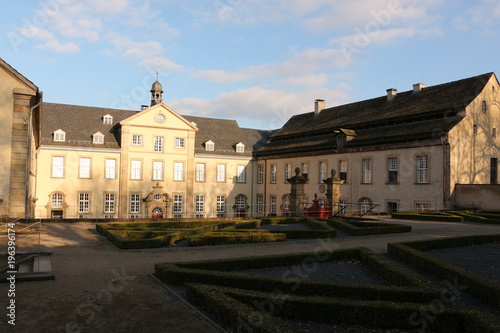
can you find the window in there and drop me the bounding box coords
[79,157,91,178]
[53,129,66,142]
[236,195,246,210]
[153,161,163,180]
[175,138,185,148]
[416,203,429,212]
[51,193,63,208]
[196,163,205,182]
[103,115,113,125]
[52,156,64,178]
[217,195,226,213]
[93,132,104,144]
[217,164,226,182]
[387,202,399,213]
[257,194,263,213]
[236,142,245,153]
[493,128,497,139]
[130,193,141,213]
[282,195,290,211]
[132,134,143,146]
[491,158,498,184]
[154,136,164,152]
[338,200,347,214]
[236,165,246,183]
[319,162,327,182]
[387,157,398,184]
[174,162,184,181]
[105,159,116,179]
[195,195,204,213]
[285,164,291,183]
[301,163,309,179]
[339,160,347,182]
[360,198,371,214]
[482,101,487,112]
[270,165,277,183]
[104,193,115,213]
[173,194,183,214]
[362,159,372,184]
[473,124,478,135]
[153,194,162,201]
[270,196,276,215]
[78,193,90,213]
[257,165,264,183]
[416,156,428,184]
[131,160,142,180]
[205,140,214,151]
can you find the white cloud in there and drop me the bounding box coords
[277,74,329,87]
[36,39,80,53]
[170,85,350,129]
[193,69,251,83]
[140,57,184,72]
[453,0,500,31]
[109,34,164,60]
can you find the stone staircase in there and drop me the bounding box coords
[1,253,55,282]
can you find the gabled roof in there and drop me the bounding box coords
[257,72,495,156]
[0,57,38,91]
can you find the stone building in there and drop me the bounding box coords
[255,73,500,215]
[0,57,498,218]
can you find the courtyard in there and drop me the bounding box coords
[1,218,500,332]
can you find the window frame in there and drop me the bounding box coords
[387,157,398,184]
[153,136,164,153]
[105,159,116,179]
[130,160,142,180]
[236,165,246,183]
[152,160,164,181]
[174,162,184,181]
[216,164,226,182]
[51,156,65,178]
[196,163,206,182]
[175,137,185,149]
[132,134,143,146]
[416,155,429,184]
[362,159,372,184]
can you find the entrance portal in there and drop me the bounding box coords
[152,207,163,218]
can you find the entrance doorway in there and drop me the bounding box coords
[51,210,63,219]
[152,207,163,218]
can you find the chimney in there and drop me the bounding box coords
[315,99,325,115]
[413,83,425,93]
[386,88,397,102]
[141,105,148,111]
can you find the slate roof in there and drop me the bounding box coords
[257,72,494,156]
[40,102,136,148]
[183,115,253,156]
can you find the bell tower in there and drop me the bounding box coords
[150,72,163,106]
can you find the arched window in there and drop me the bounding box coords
[359,198,372,214]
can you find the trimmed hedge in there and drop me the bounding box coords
[188,232,286,246]
[96,221,229,249]
[388,234,500,309]
[186,283,500,333]
[391,212,463,222]
[155,247,440,303]
[185,283,300,333]
[327,219,411,236]
[448,211,500,225]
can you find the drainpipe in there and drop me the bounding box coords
[25,91,43,218]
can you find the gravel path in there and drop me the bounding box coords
[427,243,500,282]
[240,260,389,285]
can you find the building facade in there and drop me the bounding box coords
[0,57,498,218]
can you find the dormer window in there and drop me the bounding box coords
[93,132,105,144]
[103,114,113,125]
[235,142,245,153]
[53,129,66,142]
[205,140,215,151]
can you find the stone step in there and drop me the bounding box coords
[18,262,32,273]
[33,256,51,273]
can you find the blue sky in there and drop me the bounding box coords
[1,0,499,129]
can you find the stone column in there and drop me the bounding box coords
[324,169,345,215]
[287,167,309,217]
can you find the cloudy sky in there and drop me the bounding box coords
[1,0,499,129]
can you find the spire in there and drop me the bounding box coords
[150,72,163,106]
